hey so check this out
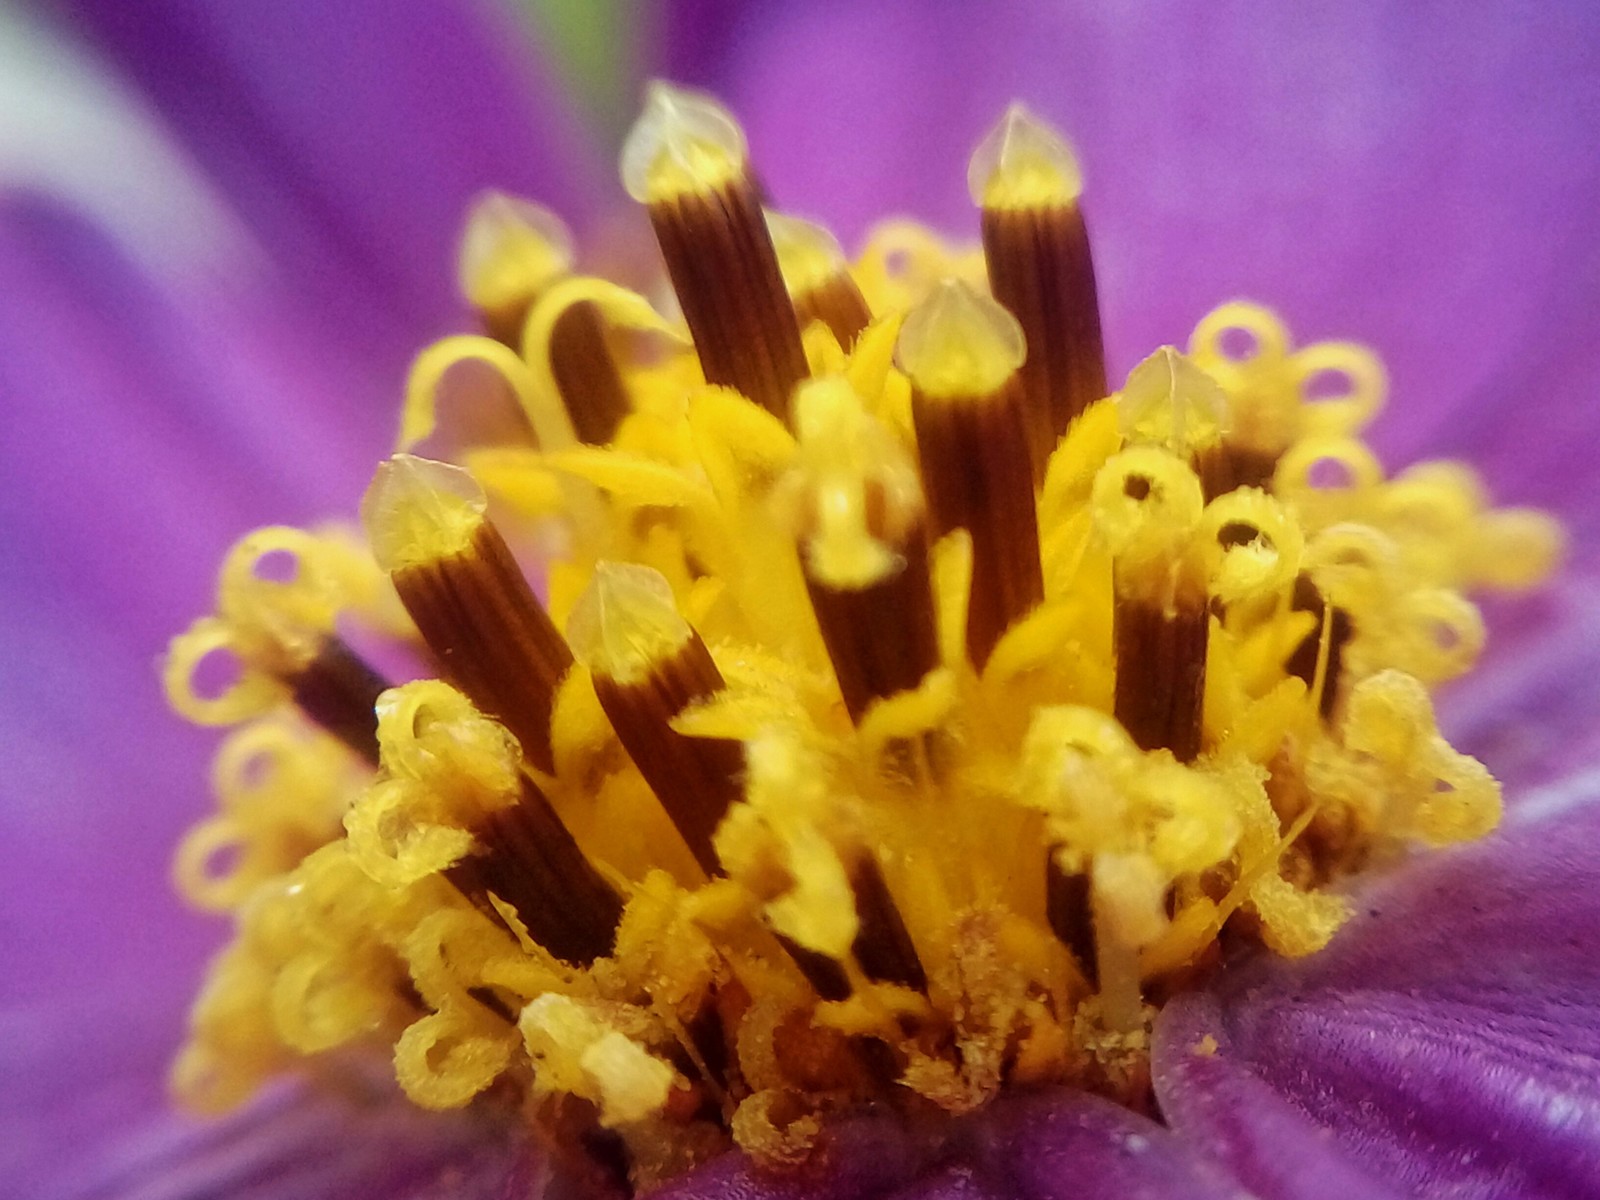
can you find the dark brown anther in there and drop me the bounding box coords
[1211,445,1282,497]
[569,563,742,877]
[1113,587,1209,763]
[448,771,623,966]
[622,85,808,421]
[786,378,940,722]
[286,635,389,764]
[847,855,927,992]
[1285,574,1353,719]
[972,105,1106,484]
[548,300,635,446]
[805,535,940,723]
[899,280,1044,669]
[769,211,873,349]
[1094,448,1211,762]
[1045,856,1098,988]
[795,274,873,350]
[777,936,853,1002]
[363,456,573,773]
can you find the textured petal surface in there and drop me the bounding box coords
[663,0,1600,553]
[16,1038,535,1200]
[654,1088,1241,1200]
[1154,769,1600,1199]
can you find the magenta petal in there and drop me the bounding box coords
[55,0,602,350]
[1154,770,1600,1198]
[655,1088,1237,1200]
[1445,571,1600,795]
[31,1072,534,1200]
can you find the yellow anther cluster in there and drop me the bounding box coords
[166,88,1560,1190]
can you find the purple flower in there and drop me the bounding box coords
[7,2,1600,1198]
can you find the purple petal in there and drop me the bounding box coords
[656,1088,1238,1200]
[17,1031,536,1200]
[0,195,388,1005]
[53,0,604,354]
[1444,570,1600,795]
[1154,766,1600,1198]
[665,1,1600,542]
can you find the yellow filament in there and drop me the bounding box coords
[1188,302,1291,372]
[1090,446,1205,564]
[1200,488,1304,605]
[781,377,923,589]
[165,617,285,725]
[400,334,577,454]
[1293,341,1387,436]
[521,276,688,397]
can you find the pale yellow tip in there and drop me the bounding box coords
[456,191,574,311]
[788,377,922,587]
[566,561,694,684]
[895,278,1026,398]
[767,211,848,295]
[967,102,1084,209]
[361,454,487,574]
[620,81,747,204]
[1117,347,1230,450]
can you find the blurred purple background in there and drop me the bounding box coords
[3,0,1597,1188]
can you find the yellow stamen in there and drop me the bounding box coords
[165,86,1559,1193]
[974,104,1105,480]
[899,279,1043,667]
[363,454,573,771]
[623,82,808,421]
[769,211,874,349]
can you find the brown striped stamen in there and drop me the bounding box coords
[971,104,1106,485]
[363,455,573,772]
[622,84,808,421]
[898,279,1044,669]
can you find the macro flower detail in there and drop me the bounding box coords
[161,82,1566,1196]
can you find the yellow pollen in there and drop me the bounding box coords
[362,453,487,572]
[566,561,695,686]
[164,83,1562,1193]
[968,102,1085,209]
[620,80,748,203]
[456,190,575,313]
[1117,346,1230,452]
[895,278,1027,398]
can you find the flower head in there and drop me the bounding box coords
[161,81,1562,1194]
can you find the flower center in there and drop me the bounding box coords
[164,84,1562,1193]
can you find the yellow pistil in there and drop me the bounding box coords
[166,83,1562,1195]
